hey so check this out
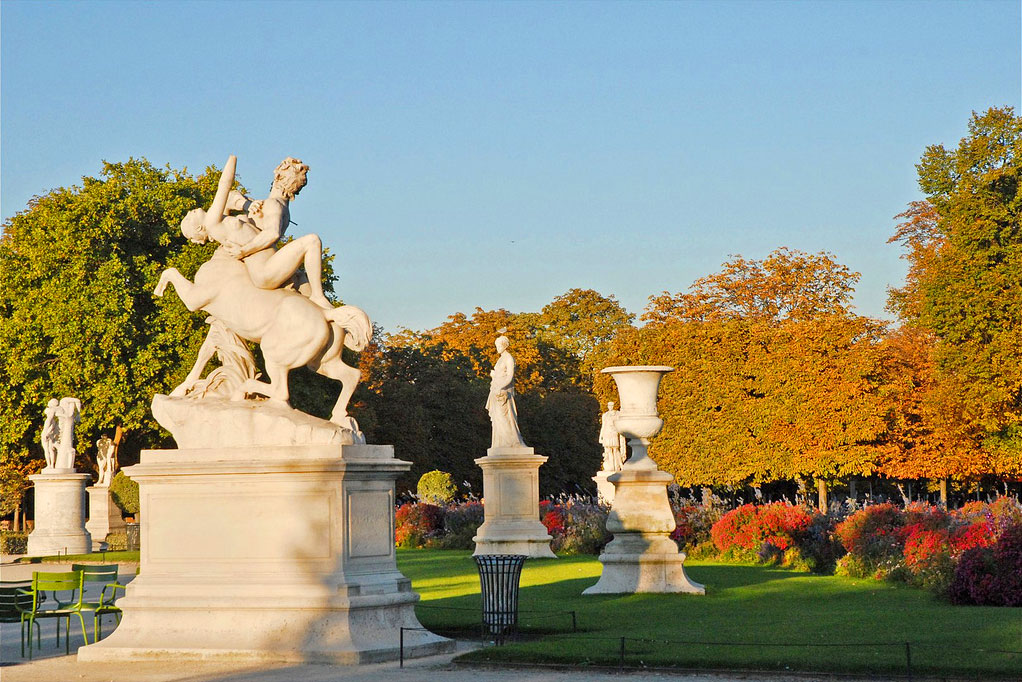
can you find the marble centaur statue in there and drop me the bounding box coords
[486,334,526,448]
[155,156,370,427]
[599,401,627,471]
[95,435,117,487]
[42,397,82,471]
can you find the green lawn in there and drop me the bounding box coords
[15,550,140,564]
[397,549,1022,678]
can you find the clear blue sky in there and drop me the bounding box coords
[3,1,1019,333]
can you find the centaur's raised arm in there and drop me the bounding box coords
[204,155,238,229]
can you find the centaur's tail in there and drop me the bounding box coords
[325,305,372,351]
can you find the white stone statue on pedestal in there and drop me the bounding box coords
[80,155,451,663]
[486,335,526,448]
[29,396,91,555]
[599,401,627,472]
[593,400,628,504]
[95,436,117,487]
[153,155,371,442]
[472,333,554,558]
[41,399,60,469]
[42,396,81,472]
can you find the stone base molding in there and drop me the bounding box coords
[78,444,452,663]
[472,446,555,559]
[27,473,92,556]
[85,486,126,551]
[583,468,704,595]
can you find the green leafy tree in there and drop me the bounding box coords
[904,107,1022,478]
[0,159,222,479]
[0,158,341,489]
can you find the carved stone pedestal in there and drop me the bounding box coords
[85,486,126,551]
[473,446,555,558]
[27,472,92,556]
[583,468,704,594]
[593,470,615,505]
[78,444,452,663]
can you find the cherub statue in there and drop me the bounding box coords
[54,397,81,470]
[486,334,526,448]
[41,398,60,469]
[96,435,116,487]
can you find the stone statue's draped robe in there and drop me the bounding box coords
[486,352,525,448]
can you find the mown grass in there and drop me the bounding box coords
[397,549,1022,678]
[15,550,140,564]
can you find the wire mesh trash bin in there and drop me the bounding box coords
[474,554,527,645]
[125,522,140,551]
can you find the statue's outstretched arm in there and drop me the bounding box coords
[204,155,238,229]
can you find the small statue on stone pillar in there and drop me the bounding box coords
[42,397,81,471]
[96,436,117,487]
[599,401,627,471]
[486,334,526,448]
[41,399,60,469]
[55,397,82,470]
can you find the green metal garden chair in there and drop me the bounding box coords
[72,563,124,642]
[1,580,41,657]
[16,570,88,658]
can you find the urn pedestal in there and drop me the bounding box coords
[473,446,555,558]
[593,470,616,505]
[78,443,453,663]
[584,366,704,595]
[85,486,126,551]
[26,472,92,556]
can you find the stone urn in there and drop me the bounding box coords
[583,365,704,595]
[605,365,673,470]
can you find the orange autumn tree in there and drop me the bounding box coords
[600,248,892,507]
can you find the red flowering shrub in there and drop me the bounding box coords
[711,502,812,555]
[541,504,566,537]
[903,528,951,570]
[952,521,995,552]
[835,503,904,562]
[394,502,444,548]
[949,522,1022,606]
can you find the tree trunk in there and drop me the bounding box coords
[13,500,21,532]
[816,480,828,512]
[848,478,857,502]
[897,483,910,506]
[939,479,948,507]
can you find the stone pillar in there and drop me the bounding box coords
[583,468,704,595]
[26,472,92,556]
[593,470,615,505]
[85,486,126,550]
[78,444,452,663]
[473,446,555,558]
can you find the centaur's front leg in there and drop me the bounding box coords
[154,268,214,311]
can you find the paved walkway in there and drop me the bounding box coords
[0,558,888,682]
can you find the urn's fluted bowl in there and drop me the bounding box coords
[602,365,673,439]
[614,414,665,442]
